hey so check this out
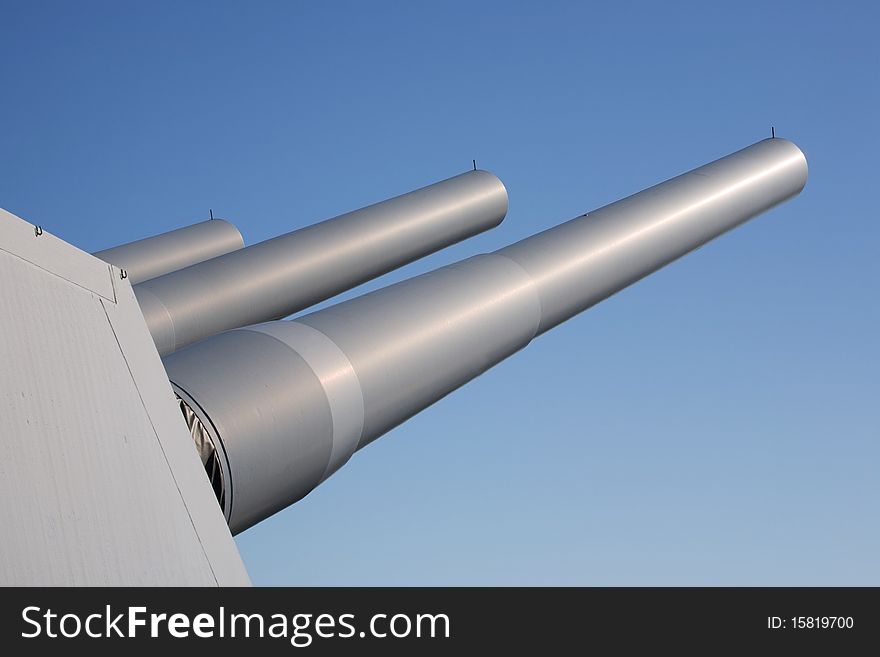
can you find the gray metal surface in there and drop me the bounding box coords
[93,218,244,284]
[137,170,509,355]
[0,208,250,585]
[170,330,334,532]
[163,138,808,534]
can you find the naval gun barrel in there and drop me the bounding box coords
[135,170,508,356]
[164,138,808,534]
[93,218,244,285]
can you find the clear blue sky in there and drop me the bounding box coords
[2,1,877,585]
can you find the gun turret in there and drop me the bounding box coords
[164,138,808,534]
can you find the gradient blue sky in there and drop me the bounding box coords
[2,1,877,585]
